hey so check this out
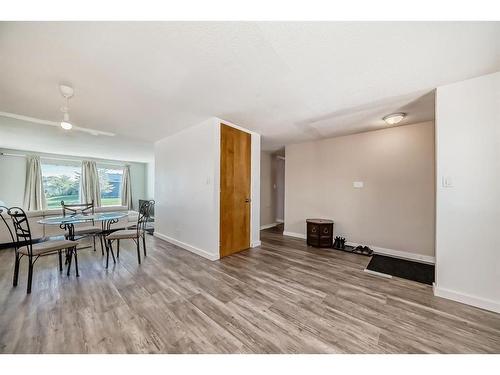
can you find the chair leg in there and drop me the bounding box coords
[106,241,110,269]
[58,250,63,272]
[73,247,79,277]
[136,240,141,265]
[100,235,104,256]
[13,253,20,287]
[142,234,146,257]
[93,236,96,251]
[117,239,120,259]
[109,241,116,264]
[66,249,73,276]
[27,258,33,294]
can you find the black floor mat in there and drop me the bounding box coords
[366,254,435,285]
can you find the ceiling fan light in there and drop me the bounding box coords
[60,121,72,130]
[383,112,406,125]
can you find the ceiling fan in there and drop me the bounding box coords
[0,84,115,137]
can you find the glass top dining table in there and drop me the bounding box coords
[38,211,128,226]
[37,211,130,276]
[38,211,129,240]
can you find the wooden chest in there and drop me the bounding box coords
[306,219,334,248]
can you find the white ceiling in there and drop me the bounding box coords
[0,21,499,153]
[0,116,154,162]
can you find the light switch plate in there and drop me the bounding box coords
[353,181,364,188]
[442,176,453,188]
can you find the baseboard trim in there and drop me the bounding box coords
[433,285,500,313]
[260,223,278,230]
[280,231,434,264]
[347,241,435,264]
[153,232,220,261]
[363,269,392,279]
[283,231,307,239]
[251,240,262,248]
[276,218,284,223]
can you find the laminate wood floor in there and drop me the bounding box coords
[0,227,499,353]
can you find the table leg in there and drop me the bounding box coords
[58,250,62,272]
[66,249,73,276]
[63,223,76,276]
[73,247,79,277]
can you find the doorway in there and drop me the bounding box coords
[275,154,285,226]
[219,124,251,257]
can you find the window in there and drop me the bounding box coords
[41,160,125,208]
[97,165,123,206]
[41,161,81,209]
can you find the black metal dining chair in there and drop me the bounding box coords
[7,207,78,293]
[61,200,103,253]
[0,205,17,286]
[104,200,154,268]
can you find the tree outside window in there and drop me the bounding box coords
[98,166,123,206]
[41,162,81,209]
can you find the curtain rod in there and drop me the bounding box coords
[0,152,130,166]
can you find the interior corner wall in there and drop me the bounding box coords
[274,156,285,222]
[260,151,276,228]
[250,132,261,246]
[154,117,261,260]
[154,118,220,260]
[434,72,500,313]
[146,161,155,200]
[284,121,436,262]
[0,150,26,207]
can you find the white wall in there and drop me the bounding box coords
[154,118,220,260]
[0,148,148,211]
[434,72,500,313]
[260,151,275,228]
[260,152,285,228]
[154,117,260,261]
[0,116,153,163]
[275,156,285,222]
[146,161,155,200]
[0,152,26,207]
[284,122,436,262]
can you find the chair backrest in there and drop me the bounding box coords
[137,200,155,234]
[61,200,95,216]
[0,205,15,244]
[7,207,33,256]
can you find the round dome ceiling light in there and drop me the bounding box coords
[59,84,74,130]
[383,112,406,125]
[60,121,73,130]
[60,112,72,130]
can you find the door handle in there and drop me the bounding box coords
[245,198,251,203]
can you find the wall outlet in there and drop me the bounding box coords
[353,181,364,188]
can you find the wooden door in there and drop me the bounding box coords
[220,124,251,257]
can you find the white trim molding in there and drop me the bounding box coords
[433,285,500,314]
[251,240,262,248]
[363,269,392,279]
[260,223,278,230]
[154,232,220,261]
[281,232,435,264]
[283,231,306,239]
[346,241,435,264]
[275,218,284,223]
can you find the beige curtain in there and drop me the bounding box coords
[121,165,132,209]
[23,155,47,211]
[80,161,101,206]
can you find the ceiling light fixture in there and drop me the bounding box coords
[383,112,406,125]
[59,84,74,130]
